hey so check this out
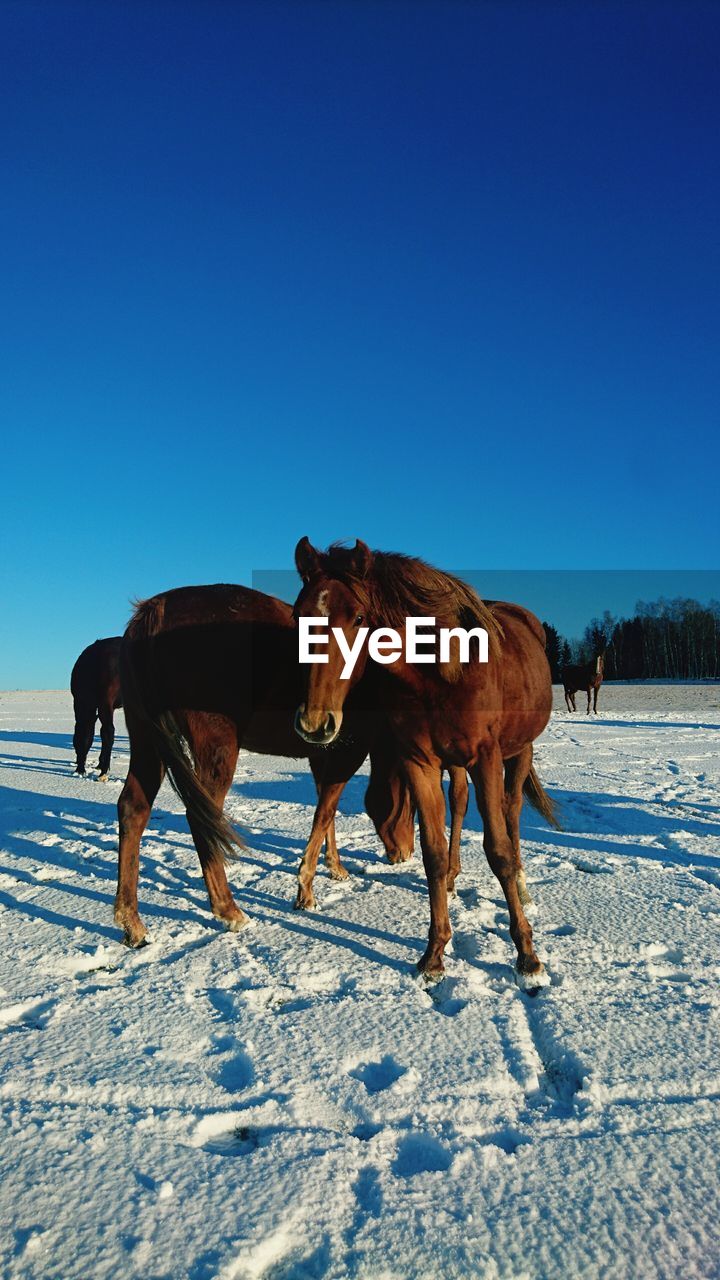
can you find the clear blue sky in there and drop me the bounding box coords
[1,1,719,687]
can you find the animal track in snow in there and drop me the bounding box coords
[210,1034,254,1095]
[349,1055,408,1095]
[427,975,469,1017]
[197,1120,262,1156]
[0,995,57,1030]
[642,942,691,983]
[570,857,615,876]
[392,1132,452,1177]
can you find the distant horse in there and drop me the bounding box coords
[291,539,560,988]
[562,652,605,714]
[114,584,465,948]
[71,637,122,779]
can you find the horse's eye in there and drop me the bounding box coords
[355,615,364,626]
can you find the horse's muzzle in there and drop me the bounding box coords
[294,706,340,746]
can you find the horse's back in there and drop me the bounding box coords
[122,584,301,743]
[71,636,122,709]
[127,583,292,639]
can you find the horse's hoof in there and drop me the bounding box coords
[387,849,413,865]
[417,961,445,984]
[98,773,109,783]
[515,962,550,993]
[122,927,148,949]
[294,893,317,911]
[328,866,350,882]
[417,950,446,981]
[219,911,250,933]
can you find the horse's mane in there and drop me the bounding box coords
[321,545,504,681]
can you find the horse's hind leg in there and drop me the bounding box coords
[73,702,96,775]
[115,722,163,946]
[97,701,115,780]
[586,687,592,714]
[593,685,599,714]
[190,730,247,932]
[447,767,468,894]
[504,746,533,906]
[470,743,545,987]
[310,757,349,882]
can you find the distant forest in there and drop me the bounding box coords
[542,598,720,682]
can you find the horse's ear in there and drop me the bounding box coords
[349,539,372,579]
[295,536,320,583]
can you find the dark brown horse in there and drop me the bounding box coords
[562,651,605,713]
[114,583,458,948]
[291,539,559,988]
[71,637,123,779]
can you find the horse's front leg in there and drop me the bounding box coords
[295,780,348,908]
[587,687,592,714]
[471,742,545,989]
[310,757,348,882]
[593,685,599,714]
[297,742,369,907]
[404,759,451,977]
[365,739,415,864]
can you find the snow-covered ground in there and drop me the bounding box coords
[1,685,719,1280]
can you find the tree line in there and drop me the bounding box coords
[542,598,720,682]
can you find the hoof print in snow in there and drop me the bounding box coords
[572,858,614,876]
[548,923,577,938]
[215,1047,255,1094]
[351,1121,384,1142]
[204,1124,261,1157]
[349,1055,407,1094]
[428,978,468,1018]
[392,1132,452,1178]
[193,1112,263,1157]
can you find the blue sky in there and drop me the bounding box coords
[1,1,719,686]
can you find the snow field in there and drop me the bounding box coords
[0,685,719,1279]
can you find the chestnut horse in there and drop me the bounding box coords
[292,539,559,988]
[114,584,466,947]
[562,652,605,714]
[71,636,123,779]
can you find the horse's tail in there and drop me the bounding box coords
[523,766,562,830]
[121,598,245,865]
